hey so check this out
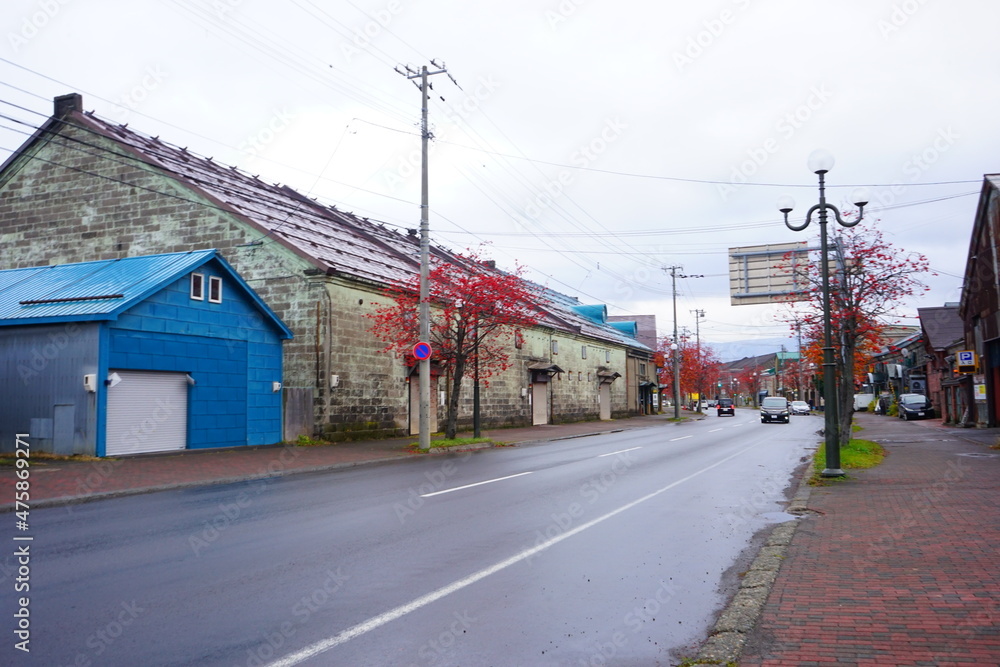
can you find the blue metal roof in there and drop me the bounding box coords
[0,250,292,338]
[571,304,608,324]
[608,320,638,338]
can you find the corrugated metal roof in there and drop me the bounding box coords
[0,250,293,341]
[50,106,647,352]
[539,287,652,351]
[0,249,292,339]
[0,250,215,322]
[75,114,422,286]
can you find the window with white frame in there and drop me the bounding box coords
[190,273,205,300]
[581,345,587,359]
[209,276,223,303]
[551,340,558,355]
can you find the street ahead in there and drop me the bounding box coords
[15,413,818,666]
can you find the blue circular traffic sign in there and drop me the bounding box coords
[413,342,432,360]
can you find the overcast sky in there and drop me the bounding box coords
[2,0,996,356]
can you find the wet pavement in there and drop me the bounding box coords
[4,410,1000,665]
[0,414,671,509]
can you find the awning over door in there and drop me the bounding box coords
[528,362,564,383]
[597,370,621,384]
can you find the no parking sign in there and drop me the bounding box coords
[413,342,432,361]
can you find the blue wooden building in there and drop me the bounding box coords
[0,250,292,456]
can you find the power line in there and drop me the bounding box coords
[351,117,984,189]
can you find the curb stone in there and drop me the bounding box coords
[689,460,815,665]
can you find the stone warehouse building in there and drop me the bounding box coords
[0,94,655,440]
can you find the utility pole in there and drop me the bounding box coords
[664,267,704,417]
[691,309,705,407]
[665,266,683,419]
[397,61,451,450]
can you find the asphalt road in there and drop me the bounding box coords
[13,412,818,666]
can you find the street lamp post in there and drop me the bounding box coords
[777,149,869,477]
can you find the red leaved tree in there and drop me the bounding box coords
[780,227,932,442]
[657,334,721,408]
[367,250,541,438]
[682,342,722,406]
[735,364,764,405]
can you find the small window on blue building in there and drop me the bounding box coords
[209,276,223,303]
[191,273,205,300]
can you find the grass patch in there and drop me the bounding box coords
[0,451,106,467]
[295,434,333,447]
[407,437,496,453]
[810,437,885,485]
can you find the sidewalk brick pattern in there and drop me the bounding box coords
[740,416,1000,666]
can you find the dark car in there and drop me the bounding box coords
[717,398,735,417]
[760,397,790,423]
[898,393,933,420]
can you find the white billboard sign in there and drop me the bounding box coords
[729,242,811,306]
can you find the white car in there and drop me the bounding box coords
[790,401,811,415]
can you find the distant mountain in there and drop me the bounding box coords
[707,337,800,363]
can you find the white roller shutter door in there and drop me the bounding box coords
[106,370,188,455]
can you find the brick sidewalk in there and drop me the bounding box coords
[739,413,1000,666]
[1,413,671,510]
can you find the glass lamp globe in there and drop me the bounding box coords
[807,149,835,174]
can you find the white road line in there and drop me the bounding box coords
[420,471,533,498]
[598,446,642,458]
[670,435,692,441]
[708,428,723,433]
[264,442,762,667]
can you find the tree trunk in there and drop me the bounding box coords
[837,339,856,447]
[445,355,466,439]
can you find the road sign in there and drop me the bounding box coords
[413,342,432,360]
[957,350,977,373]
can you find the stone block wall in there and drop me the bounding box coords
[0,124,325,428]
[0,120,649,439]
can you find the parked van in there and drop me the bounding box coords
[853,393,875,411]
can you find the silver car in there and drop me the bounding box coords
[790,401,811,415]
